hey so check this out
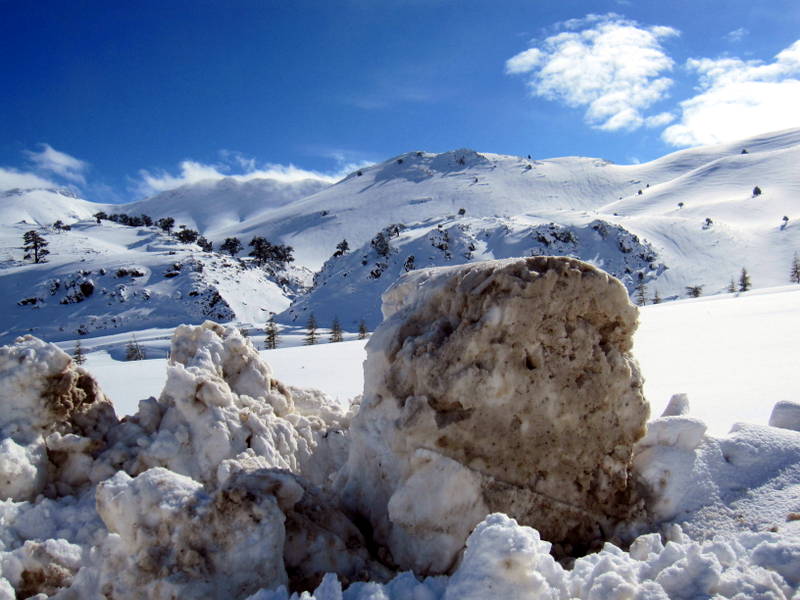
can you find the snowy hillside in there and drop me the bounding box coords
[0,187,107,225]
[124,176,330,239]
[2,127,798,342]
[0,220,302,344]
[209,128,800,271]
[283,216,665,328]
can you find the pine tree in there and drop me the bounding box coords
[358,319,368,340]
[739,267,751,292]
[156,217,175,233]
[264,316,279,350]
[221,237,243,257]
[635,282,648,306]
[22,230,50,263]
[333,239,350,257]
[651,289,662,304]
[791,253,800,284]
[72,340,86,365]
[686,285,704,298]
[175,226,199,244]
[125,335,145,361]
[304,313,318,345]
[197,236,212,252]
[329,317,343,343]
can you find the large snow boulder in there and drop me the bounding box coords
[338,256,649,573]
[0,335,117,500]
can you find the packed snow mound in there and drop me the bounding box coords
[634,413,800,539]
[0,335,116,500]
[105,321,352,487]
[0,324,368,597]
[338,257,649,574]
[282,216,664,329]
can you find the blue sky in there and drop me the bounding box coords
[1,0,799,203]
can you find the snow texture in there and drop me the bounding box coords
[338,256,649,574]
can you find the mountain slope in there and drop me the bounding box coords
[124,177,330,237]
[2,127,797,339]
[0,220,301,344]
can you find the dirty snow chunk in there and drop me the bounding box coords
[769,401,800,432]
[0,538,83,597]
[339,256,649,574]
[0,335,117,500]
[661,393,690,417]
[94,467,289,599]
[169,321,292,415]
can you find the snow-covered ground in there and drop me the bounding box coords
[88,285,800,438]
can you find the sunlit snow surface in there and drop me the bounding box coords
[92,286,800,437]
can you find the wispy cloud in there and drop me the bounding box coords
[0,167,57,191]
[506,14,678,131]
[725,28,749,43]
[663,40,800,146]
[24,144,89,184]
[135,152,372,197]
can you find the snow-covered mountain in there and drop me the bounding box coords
[283,217,666,328]
[0,220,305,344]
[1,127,798,340]
[124,176,330,238]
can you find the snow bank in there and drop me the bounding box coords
[338,257,649,574]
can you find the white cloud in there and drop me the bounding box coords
[135,154,371,197]
[725,28,748,43]
[24,144,89,184]
[0,167,57,191]
[645,111,675,128]
[506,14,678,131]
[662,40,800,146]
